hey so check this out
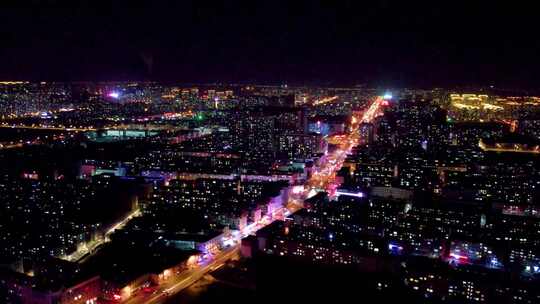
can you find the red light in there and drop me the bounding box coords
[143,287,154,293]
[113,294,121,300]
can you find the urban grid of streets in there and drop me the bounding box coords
[121,97,385,304]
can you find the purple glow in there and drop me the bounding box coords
[335,190,364,198]
[108,92,120,99]
[388,243,403,251]
[40,111,52,119]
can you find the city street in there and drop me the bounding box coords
[2,5,538,302]
[124,246,240,304]
[120,97,384,304]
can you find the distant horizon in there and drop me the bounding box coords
[1,80,539,95]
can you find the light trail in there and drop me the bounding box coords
[0,124,96,132]
[360,96,384,123]
[312,95,338,105]
[105,209,142,237]
[124,247,240,304]
[303,96,383,197]
[60,209,141,263]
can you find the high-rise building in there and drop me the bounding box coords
[359,123,374,145]
[207,90,216,100]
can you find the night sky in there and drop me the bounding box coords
[1,1,539,88]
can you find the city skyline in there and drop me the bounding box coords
[1,82,540,303]
[1,2,540,304]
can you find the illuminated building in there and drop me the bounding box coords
[0,258,101,304]
[349,162,395,188]
[2,84,540,303]
[359,122,374,145]
[478,138,540,154]
[276,133,325,160]
[207,89,216,100]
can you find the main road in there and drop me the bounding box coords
[124,247,240,304]
[121,96,385,304]
[61,209,142,263]
[0,124,96,132]
[305,96,384,196]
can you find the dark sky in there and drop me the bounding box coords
[1,1,539,88]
